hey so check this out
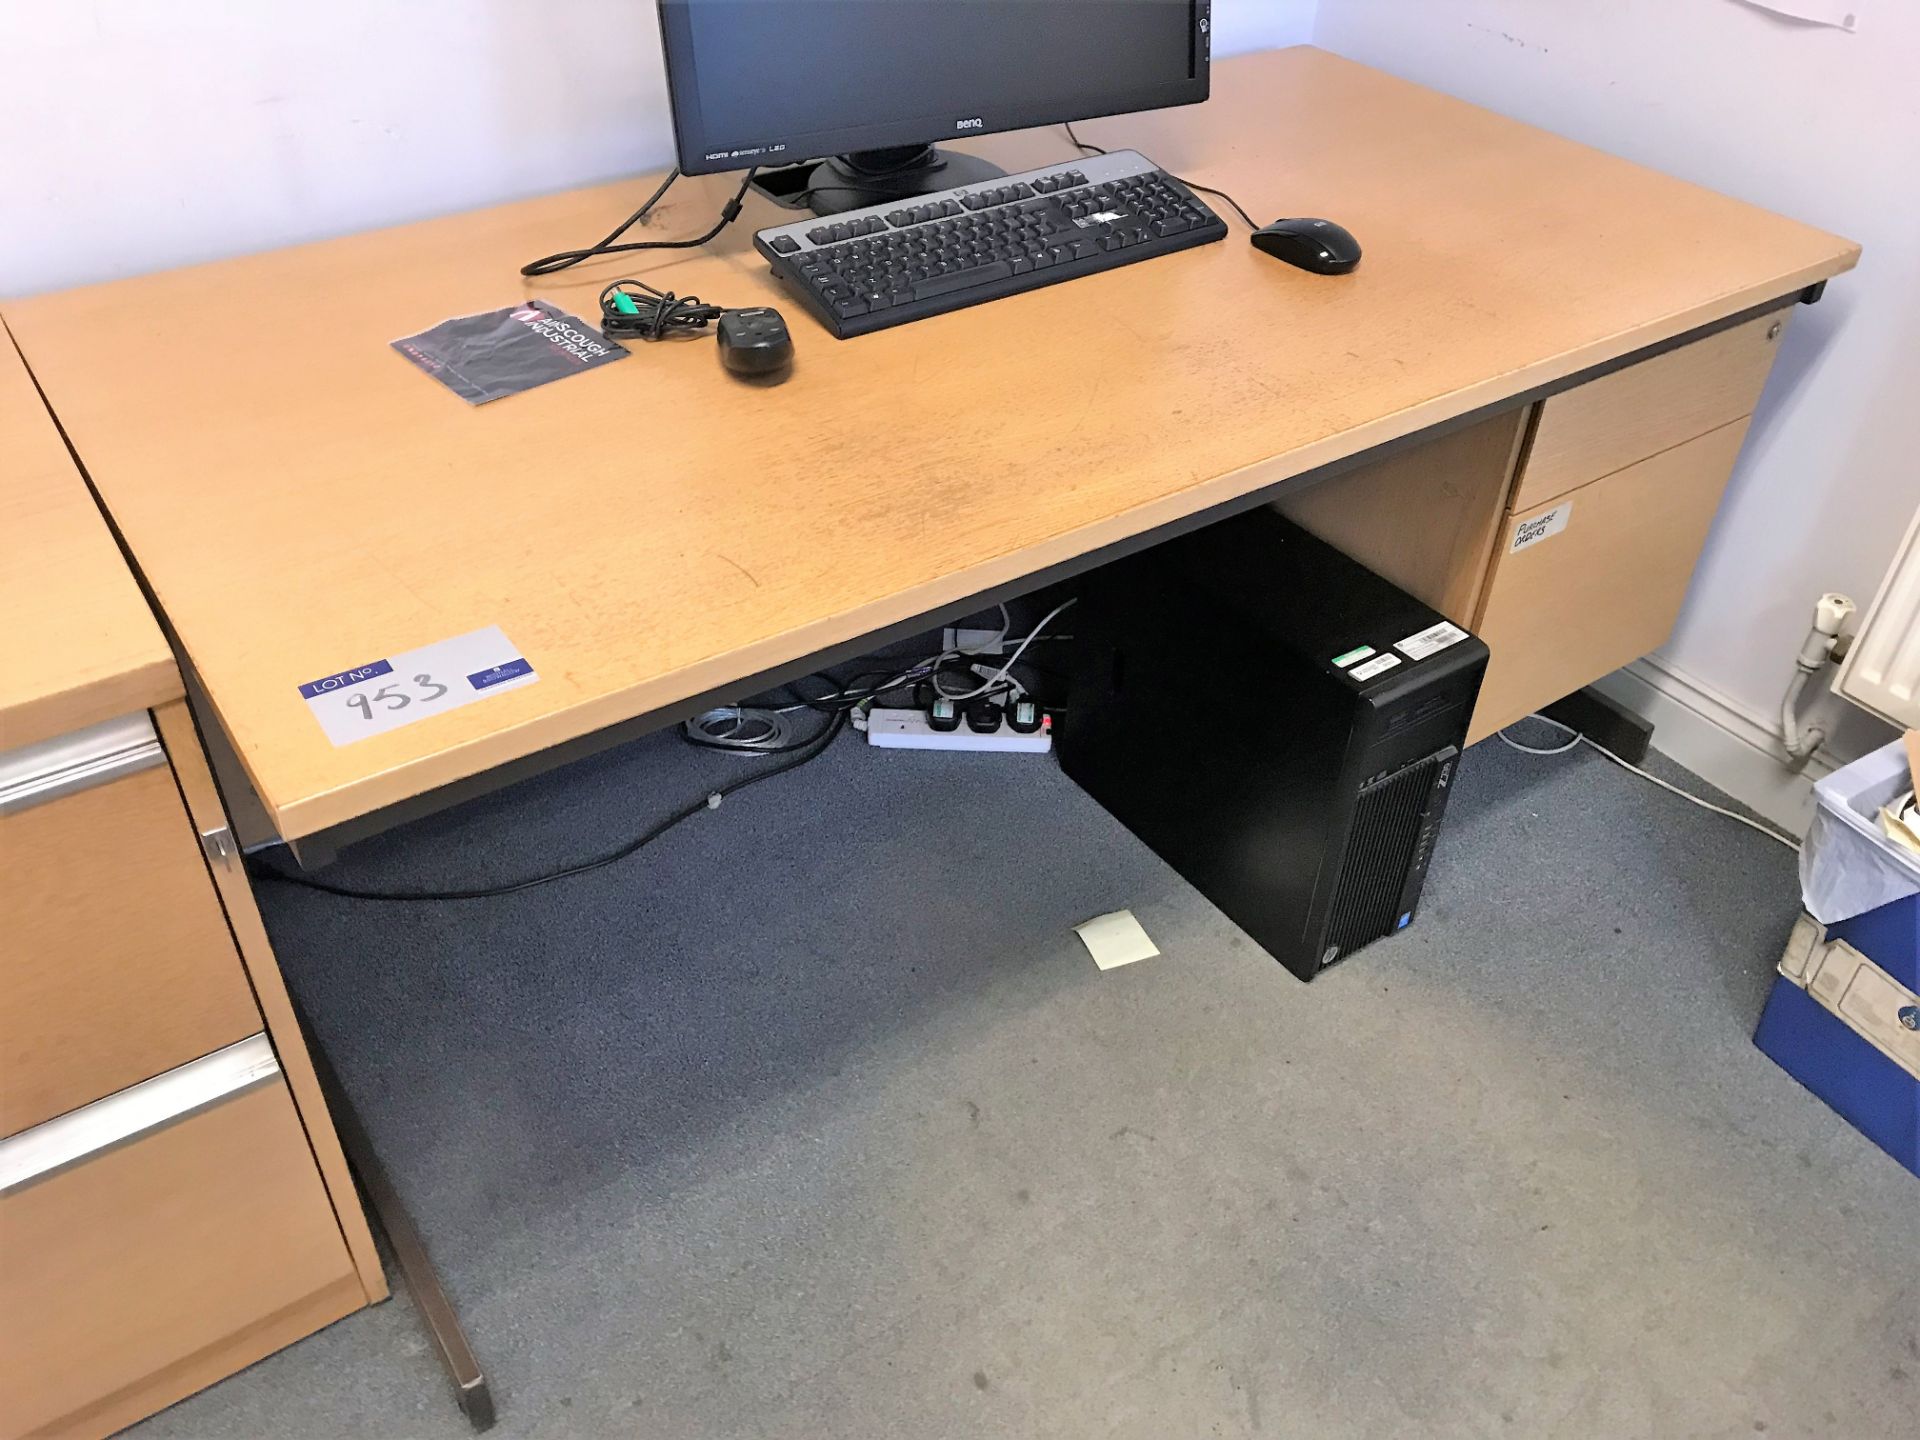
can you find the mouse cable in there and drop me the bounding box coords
[1062,123,1258,231]
[599,279,727,341]
[254,709,847,903]
[519,166,760,277]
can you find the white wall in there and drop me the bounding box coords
[1314,0,1917,812]
[0,1,1315,296]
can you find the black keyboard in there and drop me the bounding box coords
[753,150,1228,338]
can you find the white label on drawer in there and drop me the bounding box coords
[297,625,538,746]
[1511,500,1573,553]
[1395,620,1469,661]
[1349,653,1402,681]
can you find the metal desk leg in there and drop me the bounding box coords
[304,1024,496,1431]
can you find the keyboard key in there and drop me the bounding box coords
[913,260,1012,300]
[769,234,800,254]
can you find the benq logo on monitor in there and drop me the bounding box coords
[954,116,984,131]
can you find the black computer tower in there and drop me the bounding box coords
[1057,509,1489,981]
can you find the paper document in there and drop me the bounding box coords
[1730,0,1858,30]
[1075,910,1161,971]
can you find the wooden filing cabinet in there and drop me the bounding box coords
[0,706,384,1440]
[1276,310,1790,742]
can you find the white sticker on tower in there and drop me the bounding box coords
[1511,500,1573,554]
[1395,620,1469,662]
[1349,653,1402,682]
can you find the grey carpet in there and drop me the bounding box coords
[129,724,1917,1439]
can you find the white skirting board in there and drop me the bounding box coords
[1591,653,1852,838]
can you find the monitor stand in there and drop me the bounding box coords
[798,145,1009,216]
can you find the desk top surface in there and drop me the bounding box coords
[2,48,1856,836]
[1,319,177,750]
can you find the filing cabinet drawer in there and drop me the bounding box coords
[0,1052,362,1440]
[1513,311,1785,511]
[0,719,263,1136]
[1469,419,1752,743]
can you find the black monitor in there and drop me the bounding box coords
[654,1,1212,214]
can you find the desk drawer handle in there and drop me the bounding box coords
[0,712,166,816]
[0,1034,280,1194]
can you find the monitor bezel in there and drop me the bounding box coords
[653,1,1212,177]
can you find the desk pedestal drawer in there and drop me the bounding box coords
[1513,312,1785,511]
[0,1069,361,1440]
[1469,419,1752,743]
[2,721,263,1136]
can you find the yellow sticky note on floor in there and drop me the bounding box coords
[1075,910,1160,971]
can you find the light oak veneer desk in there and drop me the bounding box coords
[1,47,1857,1425]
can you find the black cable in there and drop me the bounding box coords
[598,279,727,341]
[519,167,760,277]
[1063,123,1260,230]
[1178,179,1259,230]
[256,710,847,903]
[783,184,882,209]
[1063,121,1110,157]
[783,663,938,714]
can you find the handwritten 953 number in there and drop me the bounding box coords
[342,673,448,721]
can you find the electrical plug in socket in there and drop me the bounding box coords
[965,700,1004,734]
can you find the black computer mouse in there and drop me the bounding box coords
[1251,218,1362,275]
[716,306,794,379]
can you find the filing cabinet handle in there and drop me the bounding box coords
[0,1035,280,1194]
[0,712,165,816]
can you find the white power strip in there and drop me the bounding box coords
[864,707,1053,753]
